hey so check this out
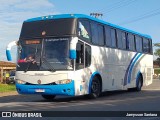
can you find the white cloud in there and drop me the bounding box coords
[0,0,58,61]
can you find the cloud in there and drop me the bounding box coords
[0,0,58,61]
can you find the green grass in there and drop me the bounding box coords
[154,68,160,75]
[0,84,16,92]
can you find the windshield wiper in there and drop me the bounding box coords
[42,58,56,72]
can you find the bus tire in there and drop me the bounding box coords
[41,94,56,100]
[135,75,143,91]
[88,76,101,99]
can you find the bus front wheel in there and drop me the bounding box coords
[88,76,101,99]
[41,94,56,100]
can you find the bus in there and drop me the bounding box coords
[6,14,153,99]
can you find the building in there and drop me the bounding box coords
[0,61,16,83]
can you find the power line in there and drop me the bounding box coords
[98,0,137,14]
[118,8,160,25]
[106,0,137,13]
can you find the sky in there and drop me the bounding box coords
[0,0,160,62]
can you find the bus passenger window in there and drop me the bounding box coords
[143,38,150,53]
[127,34,135,51]
[111,29,116,48]
[76,41,84,69]
[91,23,98,45]
[117,30,122,49]
[122,32,126,49]
[135,36,142,52]
[78,20,91,42]
[105,26,111,47]
[85,44,91,67]
[98,25,105,46]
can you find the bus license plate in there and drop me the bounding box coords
[35,89,45,92]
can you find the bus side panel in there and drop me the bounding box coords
[124,53,153,88]
[73,68,92,96]
[90,45,153,92]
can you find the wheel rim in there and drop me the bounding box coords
[92,79,100,96]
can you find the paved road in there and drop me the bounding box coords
[0,79,160,119]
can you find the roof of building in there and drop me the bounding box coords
[0,61,16,67]
[24,14,152,39]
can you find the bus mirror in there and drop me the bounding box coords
[69,50,76,59]
[6,41,18,61]
[69,37,78,59]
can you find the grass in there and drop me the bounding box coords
[154,68,160,75]
[0,84,16,92]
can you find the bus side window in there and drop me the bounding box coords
[122,32,127,49]
[149,39,153,54]
[85,44,91,67]
[76,41,84,69]
[135,36,142,52]
[91,23,98,45]
[111,29,116,48]
[143,38,150,53]
[78,20,91,42]
[117,30,122,49]
[127,33,135,51]
[97,25,105,46]
[105,26,111,47]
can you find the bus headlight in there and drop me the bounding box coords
[17,80,26,84]
[55,79,72,84]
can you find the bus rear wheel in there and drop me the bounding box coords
[135,75,143,91]
[88,76,101,99]
[41,94,56,100]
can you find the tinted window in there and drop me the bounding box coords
[91,23,98,44]
[149,39,153,54]
[117,30,122,49]
[127,33,135,51]
[105,26,111,47]
[111,29,116,47]
[78,20,91,42]
[20,18,76,39]
[143,38,150,53]
[85,44,91,67]
[135,36,142,52]
[98,25,105,45]
[76,41,84,69]
[121,32,126,49]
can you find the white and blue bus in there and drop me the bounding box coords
[6,14,153,99]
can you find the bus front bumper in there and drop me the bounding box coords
[15,80,75,96]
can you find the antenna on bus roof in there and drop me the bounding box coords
[90,13,103,19]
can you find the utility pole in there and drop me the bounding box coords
[90,13,103,19]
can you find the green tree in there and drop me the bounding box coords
[154,43,160,67]
[154,49,160,58]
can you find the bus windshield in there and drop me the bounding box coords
[17,38,73,71]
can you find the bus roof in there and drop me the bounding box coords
[25,14,152,39]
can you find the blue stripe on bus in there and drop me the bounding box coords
[16,80,75,96]
[123,53,138,86]
[127,53,143,84]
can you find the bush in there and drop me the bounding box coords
[154,69,160,75]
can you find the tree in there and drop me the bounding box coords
[154,49,160,58]
[154,43,160,67]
